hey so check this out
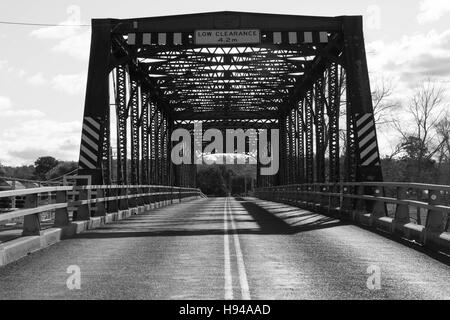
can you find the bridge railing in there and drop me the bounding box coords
[0,185,205,237]
[255,182,450,252]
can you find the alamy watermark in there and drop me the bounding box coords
[171,122,279,175]
[66,265,81,290]
[366,265,381,290]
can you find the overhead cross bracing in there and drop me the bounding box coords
[126,44,331,122]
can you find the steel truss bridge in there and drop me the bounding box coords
[78,11,382,187]
[0,12,449,300]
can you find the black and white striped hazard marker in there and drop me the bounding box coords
[356,113,381,167]
[126,31,329,46]
[79,116,101,170]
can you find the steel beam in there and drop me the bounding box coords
[304,90,314,183]
[342,16,383,182]
[116,65,128,185]
[314,75,326,183]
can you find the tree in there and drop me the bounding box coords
[338,75,398,159]
[197,166,228,196]
[45,161,78,180]
[435,112,450,165]
[0,165,35,180]
[434,112,450,184]
[34,156,59,180]
[371,77,401,125]
[393,79,446,180]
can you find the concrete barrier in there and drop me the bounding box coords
[0,195,202,267]
[0,236,41,267]
[40,228,63,248]
[437,232,450,253]
[88,216,104,229]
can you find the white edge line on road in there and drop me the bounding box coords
[228,197,251,300]
[224,196,233,300]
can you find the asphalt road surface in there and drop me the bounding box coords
[0,197,449,299]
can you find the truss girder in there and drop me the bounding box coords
[115,65,128,185]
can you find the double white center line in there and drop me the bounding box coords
[223,196,251,300]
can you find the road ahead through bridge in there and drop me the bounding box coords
[0,197,449,300]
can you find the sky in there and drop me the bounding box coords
[0,0,449,166]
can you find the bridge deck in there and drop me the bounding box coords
[0,197,449,299]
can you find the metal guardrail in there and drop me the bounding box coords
[0,185,205,237]
[255,182,450,252]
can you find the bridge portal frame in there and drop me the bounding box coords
[78,11,383,188]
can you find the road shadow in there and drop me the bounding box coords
[233,197,346,235]
[73,197,348,239]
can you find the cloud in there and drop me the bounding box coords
[52,30,90,60]
[18,69,26,78]
[29,5,83,40]
[30,24,81,40]
[51,73,86,95]
[367,29,450,88]
[0,95,44,118]
[0,60,7,70]
[29,5,90,61]
[0,96,12,109]
[27,73,46,86]
[1,119,81,165]
[8,149,50,162]
[417,0,450,24]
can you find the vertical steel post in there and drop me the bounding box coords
[77,19,115,185]
[305,90,314,183]
[129,75,140,185]
[314,76,326,183]
[327,63,340,182]
[116,65,128,185]
[342,16,383,182]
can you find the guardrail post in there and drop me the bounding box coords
[144,187,151,206]
[128,187,136,210]
[291,186,296,206]
[341,185,353,219]
[393,187,410,234]
[306,185,314,210]
[353,185,367,223]
[22,193,40,236]
[144,187,149,206]
[136,187,144,207]
[75,189,90,220]
[54,190,69,226]
[424,189,446,246]
[371,186,387,219]
[320,185,329,214]
[329,184,340,215]
[94,188,106,217]
[119,187,128,211]
[154,187,159,208]
[108,187,118,213]
[297,185,303,208]
[312,185,319,212]
[160,187,164,206]
[149,186,155,208]
[161,187,165,206]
